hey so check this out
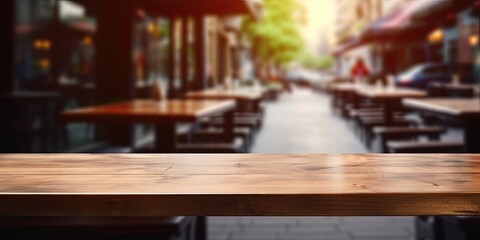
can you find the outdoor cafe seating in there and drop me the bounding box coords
[329,79,471,154]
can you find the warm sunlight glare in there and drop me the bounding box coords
[298,0,335,54]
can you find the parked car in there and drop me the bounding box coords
[395,63,473,89]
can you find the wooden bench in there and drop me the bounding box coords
[386,140,464,153]
[0,216,196,240]
[373,126,445,153]
[178,127,253,150]
[357,117,416,146]
[176,137,246,153]
[340,103,382,117]
[235,112,264,127]
[351,110,405,129]
[349,108,384,118]
[200,117,260,131]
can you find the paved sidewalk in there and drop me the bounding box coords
[209,88,414,240]
[251,88,365,153]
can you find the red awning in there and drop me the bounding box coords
[379,0,439,30]
[335,0,443,56]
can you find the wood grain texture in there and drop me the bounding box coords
[403,98,480,118]
[1,154,480,216]
[185,88,265,101]
[356,86,426,99]
[61,99,236,123]
[402,98,480,117]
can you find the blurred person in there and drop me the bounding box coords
[350,58,370,82]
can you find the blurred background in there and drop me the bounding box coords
[0,0,480,240]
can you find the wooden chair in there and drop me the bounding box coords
[357,116,416,146]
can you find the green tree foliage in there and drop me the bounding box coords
[300,52,334,70]
[243,0,306,67]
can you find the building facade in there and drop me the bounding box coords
[334,0,479,81]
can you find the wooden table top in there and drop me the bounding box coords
[355,86,426,99]
[430,83,477,90]
[403,98,480,118]
[331,83,356,92]
[1,154,480,216]
[185,88,265,101]
[61,99,236,123]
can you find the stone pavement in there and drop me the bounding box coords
[251,88,366,153]
[209,88,414,240]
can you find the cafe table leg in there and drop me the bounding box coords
[383,98,395,125]
[252,99,261,112]
[351,92,359,109]
[224,110,234,142]
[195,216,207,240]
[463,119,480,153]
[154,123,176,153]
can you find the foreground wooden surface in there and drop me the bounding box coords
[1,154,480,216]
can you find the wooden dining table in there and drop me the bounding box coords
[61,99,236,152]
[356,86,427,124]
[403,98,480,153]
[184,88,265,112]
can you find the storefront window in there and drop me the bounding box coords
[14,0,54,89]
[14,0,95,90]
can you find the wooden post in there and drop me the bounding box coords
[217,34,226,86]
[167,17,176,98]
[180,16,189,94]
[51,0,61,88]
[94,0,135,146]
[95,0,135,103]
[0,0,14,93]
[194,15,207,90]
[195,217,207,240]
